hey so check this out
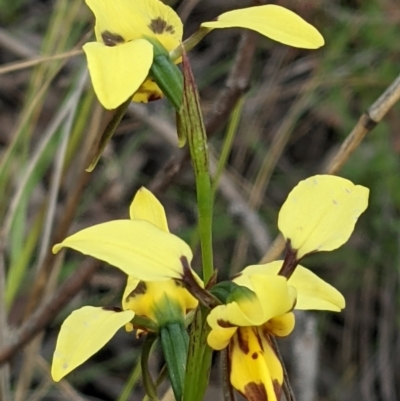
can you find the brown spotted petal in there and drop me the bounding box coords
[86,0,183,51]
[230,327,283,401]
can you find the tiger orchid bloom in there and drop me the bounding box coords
[83,0,324,109]
[207,174,369,401]
[51,187,200,381]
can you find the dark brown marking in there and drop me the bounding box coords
[180,256,221,308]
[237,329,250,355]
[242,382,268,401]
[253,327,265,351]
[102,306,122,312]
[149,17,167,34]
[101,30,124,46]
[278,240,299,279]
[261,325,270,341]
[252,352,258,359]
[217,319,235,328]
[149,17,175,35]
[148,93,162,102]
[125,281,147,303]
[165,25,175,34]
[174,279,184,288]
[273,379,282,400]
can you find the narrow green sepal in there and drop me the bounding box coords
[146,38,183,111]
[160,322,189,401]
[210,281,256,304]
[151,54,183,111]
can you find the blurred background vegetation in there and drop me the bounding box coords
[0,0,399,400]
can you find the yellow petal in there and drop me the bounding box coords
[129,187,169,232]
[51,306,134,381]
[86,0,183,51]
[83,40,153,110]
[207,325,238,351]
[53,220,193,281]
[207,275,295,350]
[278,175,369,259]
[263,312,295,337]
[122,278,198,323]
[233,275,296,323]
[230,327,282,401]
[289,266,345,311]
[241,261,345,312]
[201,5,324,49]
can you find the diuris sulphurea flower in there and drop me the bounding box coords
[83,0,324,110]
[52,187,201,389]
[207,266,344,401]
[207,174,369,401]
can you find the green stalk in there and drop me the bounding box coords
[183,306,213,401]
[195,172,213,282]
[177,49,215,401]
[178,51,214,282]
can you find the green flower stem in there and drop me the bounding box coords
[195,172,214,282]
[183,306,213,401]
[178,49,214,401]
[179,51,214,283]
[160,322,189,401]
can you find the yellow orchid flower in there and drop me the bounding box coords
[207,263,344,401]
[207,274,296,401]
[207,174,368,401]
[52,187,200,382]
[83,0,324,109]
[278,174,369,262]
